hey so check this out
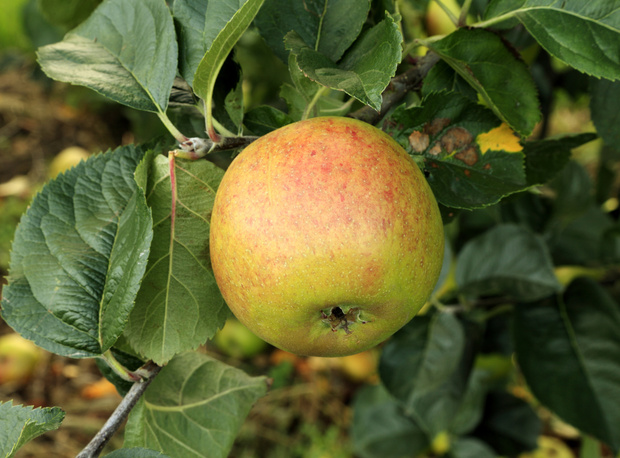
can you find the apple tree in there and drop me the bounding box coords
[1,0,620,457]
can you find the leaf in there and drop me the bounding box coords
[1,145,152,358]
[484,0,620,81]
[422,60,478,101]
[37,0,177,113]
[38,0,102,30]
[255,0,371,62]
[104,448,171,458]
[385,91,528,209]
[351,384,429,458]
[456,223,561,301]
[379,313,466,406]
[590,78,620,148]
[472,391,541,455]
[0,401,65,458]
[514,277,620,452]
[423,28,541,136]
[285,14,402,111]
[451,437,497,458]
[243,105,293,135]
[379,312,480,437]
[524,133,598,186]
[123,352,268,458]
[192,0,265,103]
[124,154,229,365]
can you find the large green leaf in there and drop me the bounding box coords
[1,146,152,358]
[124,154,229,365]
[0,401,65,458]
[456,223,561,301]
[255,0,370,62]
[104,448,170,457]
[192,0,265,103]
[351,384,429,458]
[385,91,528,209]
[423,28,541,137]
[285,14,402,111]
[472,391,541,455]
[514,277,620,452]
[124,352,268,458]
[523,133,597,186]
[483,0,620,80]
[37,0,177,113]
[379,313,480,437]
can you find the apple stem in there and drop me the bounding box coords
[100,350,141,382]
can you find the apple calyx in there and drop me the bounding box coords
[321,306,367,334]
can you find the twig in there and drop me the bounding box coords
[76,361,162,458]
[177,52,441,159]
[347,52,441,125]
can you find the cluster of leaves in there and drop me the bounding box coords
[1,0,619,456]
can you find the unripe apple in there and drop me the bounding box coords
[210,117,444,357]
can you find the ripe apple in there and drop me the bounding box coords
[210,116,444,357]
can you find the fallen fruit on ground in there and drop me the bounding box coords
[210,116,444,357]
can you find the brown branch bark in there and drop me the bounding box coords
[347,52,441,125]
[76,362,162,458]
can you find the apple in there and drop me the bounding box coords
[0,333,42,385]
[210,116,444,357]
[425,0,460,36]
[48,146,90,178]
[212,317,269,359]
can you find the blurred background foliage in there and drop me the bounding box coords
[0,0,616,457]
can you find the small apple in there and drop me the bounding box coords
[48,146,90,178]
[0,333,42,385]
[212,317,269,359]
[425,0,460,36]
[210,116,444,357]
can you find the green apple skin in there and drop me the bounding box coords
[210,117,444,357]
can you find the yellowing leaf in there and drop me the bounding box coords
[477,123,523,153]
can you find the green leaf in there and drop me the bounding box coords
[38,0,102,30]
[385,91,528,209]
[423,28,541,136]
[192,0,265,103]
[483,0,620,80]
[379,313,465,407]
[124,352,268,458]
[124,154,229,365]
[590,78,620,148]
[379,312,480,437]
[524,133,598,186]
[255,0,371,62]
[104,448,171,457]
[456,223,561,301]
[1,145,152,358]
[549,205,616,266]
[351,384,429,458]
[285,14,402,111]
[243,105,293,135]
[451,437,497,458]
[0,401,65,458]
[422,60,478,101]
[514,277,620,452]
[37,0,177,113]
[472,391,541,455]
